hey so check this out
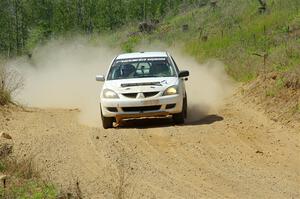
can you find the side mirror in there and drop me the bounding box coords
[179,70,189,78]
[96,75,105,82]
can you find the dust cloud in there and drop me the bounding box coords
[173,53,234,123]
[136,42,234,123]
[8,38,233,127]
[9,38,119,127]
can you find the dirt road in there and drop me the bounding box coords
[1,93,299,198]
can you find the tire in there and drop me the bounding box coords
[101,109,114,129]
[173,97,187,124]
[183,94,188,119]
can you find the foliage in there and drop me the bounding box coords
[0,0,196,57]
[0,0,299,83]
[121,35,142,53]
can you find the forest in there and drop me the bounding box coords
[0,0,208,57]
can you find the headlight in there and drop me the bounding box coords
[163,86,178,96]
[103,89,119,99]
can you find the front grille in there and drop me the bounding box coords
[122,92,159,98]
[122,105,161,112]
[143,92,159,98]
[122,93,138,98]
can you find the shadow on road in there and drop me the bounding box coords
[116,114,224,129]
[117,117,173,129]
[185,114,224,126]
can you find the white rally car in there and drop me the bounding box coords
[96,52,189,129]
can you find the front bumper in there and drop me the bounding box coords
[100,94,183,118]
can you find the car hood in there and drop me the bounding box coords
[103,77,178,93]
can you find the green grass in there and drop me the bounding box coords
[266,89,276,97]
[265,76,287,97]
[275,77,286,89]
[107,0,300,82]
[0,160,58,199]
[291,101,300,114]
[0,181,58,199]
[0,161,6,172]
[180,3,299,81]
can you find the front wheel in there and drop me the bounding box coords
[101,109,115,129]
[173,97,187,125]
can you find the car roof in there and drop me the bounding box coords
[116,52,168,60]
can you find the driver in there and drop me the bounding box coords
[121,64,136,78]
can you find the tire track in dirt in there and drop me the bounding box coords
[1,94,299,198]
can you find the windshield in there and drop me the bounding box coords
[107,57,177,80]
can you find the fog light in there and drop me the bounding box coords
[166,104,176,109]
[107,107,118,112]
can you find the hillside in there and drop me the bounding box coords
[111,0,300,125]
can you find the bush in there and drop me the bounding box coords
[0,158,58,199]
[121,35,141,53]
[0,60,23,106]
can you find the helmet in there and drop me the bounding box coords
[121,64,136,77]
